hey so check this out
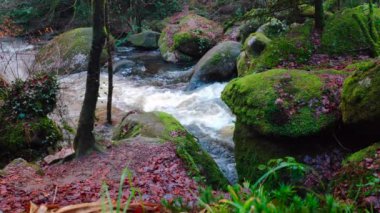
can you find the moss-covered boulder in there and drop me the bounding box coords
[340,60,380,138]
[237,18,266,42]
[331,143,380,211]
[222,69,347,138]
[113,111,228,188]
[186,41,241,90]
[158,13,223,63]
[0,117,62,151]
[35,28,109,74]
[127,30,161,49]
[256,18,288,39]
[321,4,380,55]
[234,120,339,182]
[238,23,313,76]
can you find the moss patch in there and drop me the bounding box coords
[0,117,62,152]
[340,60,380,138]
[113,111,228,188]
[331,143,380,209]
[321,4,380,55]
[158,13,223,63]
[222,69,346,138]
[35,27,109,74]
[239,22,313,76]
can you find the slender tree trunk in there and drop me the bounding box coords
[74,0,106,156]
[315,0,324,31]
[105,1,113,125]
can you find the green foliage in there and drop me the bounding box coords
[321,4,380,56]
[0,0,91,30]
[0,116,62,151]
[331,143,380,211]
[2,74,58,120]
[198,158,353,212]
[100,168,136,213]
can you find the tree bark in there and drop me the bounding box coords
[74,0,106,156]
[315,0,324,31]
[105,1,113,125]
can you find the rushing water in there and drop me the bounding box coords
[0,38,35,82]
[2,41,238,183]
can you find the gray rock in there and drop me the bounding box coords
[127,31,161,49]
[186,41,242,90]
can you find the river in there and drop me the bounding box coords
[1,40,238,183]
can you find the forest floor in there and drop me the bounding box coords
[0,137,201,213]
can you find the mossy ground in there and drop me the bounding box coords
[331,143,380,209]
[113,111,228,188]
[222,69,345,138]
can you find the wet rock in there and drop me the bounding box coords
[127,31,161,49]
[186,41,241,90]
[34,28,110,75]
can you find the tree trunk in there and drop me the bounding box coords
[74,0,106,156]
[105,1,113,125]
[315,0,324,31]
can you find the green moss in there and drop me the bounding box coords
[222,69,343,138]
[344,143,380,165]
[321,4,380,55]
[243,32,271,57]
[341,60,380,127]
[113,111,228,188]
[0,117,62,151]
[344,59,377,72]
[36,27,109,74]
[239,23,313,76]
[158,13,223,62]
[331,143,380,207]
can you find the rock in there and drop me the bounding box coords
[322,4,380,55]
[2,158,42,175]
[244,32,271,56]
[186,41,241,90]
[127,30,161,49]
[43,148,75,165]
[256,18,288,39]
[34,28,109,75]
[233,121,339,181]
[222,69,347,138]
[341,60,380,139]
[237,18,266,42]
[113,111,228,188]
[237,23,313,76]
[158,13,223,63]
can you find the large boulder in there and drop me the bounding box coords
[321,5,380,55]
[113,111,228,188]
[256,18,288,38]
[237,22,313,76]
[340,60,380,139]
[186,41,241,90]
[222,69,347,138]
[127,30,161,49]
[158,13,223,63]
[34,28,109,75]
